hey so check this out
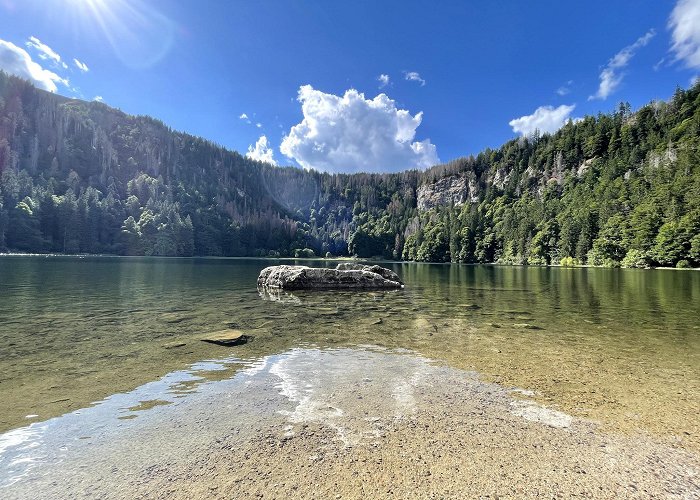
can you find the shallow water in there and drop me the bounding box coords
[0,256,699,494]
[0,348,455,493]
[1,347,697,499]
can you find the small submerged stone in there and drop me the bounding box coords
[200,329,252,346]
[461,304,481,310]
[162,342,187,349]
[512,323,543,330]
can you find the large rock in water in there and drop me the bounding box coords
[333,263,403,284]
[257,264,404,290]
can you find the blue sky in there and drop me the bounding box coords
[1,0,699,173]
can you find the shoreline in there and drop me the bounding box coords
[0,252,697,270]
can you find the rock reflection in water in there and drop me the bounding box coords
[258,286,303,304]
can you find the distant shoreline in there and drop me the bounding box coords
[0,252,697,270]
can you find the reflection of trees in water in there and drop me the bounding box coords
[378,262,699,335]
[251,262,697,354]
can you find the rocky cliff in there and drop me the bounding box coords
[417,172,480,210]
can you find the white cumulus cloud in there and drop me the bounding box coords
[378,74,390,88]
[73,58,89,72]
[246,135,277,165]
[669,0,700,69]
[93,96,104,102]
[509,104,577,136]
[404,71,426,86]
[280,85,439,173]
[589,30,655,100]
[0,38,69,92]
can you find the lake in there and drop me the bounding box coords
[1,256,699,497]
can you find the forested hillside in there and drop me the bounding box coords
[1,71,699,267]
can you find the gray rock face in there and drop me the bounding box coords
[417,173,479,211]
[257,264,404,290]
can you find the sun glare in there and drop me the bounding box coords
[60,0,176,69]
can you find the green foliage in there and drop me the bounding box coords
[294,248,315,258]
[621,249,652,269]
[602,258,621,268]
[690,234,700,262]
[1,70,698,269]
[589,214,627,264]
[652,221,685,266]
[529,220,558,265]
[559,256,579,267]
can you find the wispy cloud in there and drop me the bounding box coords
[653,57,667,72]
[556,80,573,96]
[589,30,655,100]
[0,38,69,92]
[404,71,426,86]
[378,73,390,88]
[25,36,67,69]
[73,58,89,72]
[509,104,577,137]
[239,113,251,124]
[669,0,700,69]
[93,96,103,102]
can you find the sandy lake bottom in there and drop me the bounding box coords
[2,347,699,499]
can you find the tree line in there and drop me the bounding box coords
[1,71,698,268]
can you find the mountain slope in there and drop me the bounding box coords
[1,71,699,267]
